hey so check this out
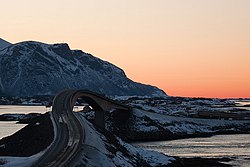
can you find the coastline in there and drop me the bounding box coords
[0,100,249,166]
[1,113,249,166]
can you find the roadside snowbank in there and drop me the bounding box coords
[77,113,175,166]
[0,149,45,167]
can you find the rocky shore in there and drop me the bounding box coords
[170,157,232,167]
[0,113,42,124]
[0,113,53,156]
[0,112,236,166]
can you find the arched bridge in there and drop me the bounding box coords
[35,89,131,167]
[70,89,131,128]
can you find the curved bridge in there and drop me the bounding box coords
[71,90,130,128]
[35,89,130,167]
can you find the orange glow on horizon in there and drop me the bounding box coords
[1,0,250,98]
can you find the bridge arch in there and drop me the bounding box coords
[69,90,130,129]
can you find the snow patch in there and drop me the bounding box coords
[0,149,45,167]
[132,108,249,134]
[77,112,174,166]
[117,137,175,166]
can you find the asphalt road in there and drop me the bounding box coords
[34,90,84,167]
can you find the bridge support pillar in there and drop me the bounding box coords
[94,110,105,129]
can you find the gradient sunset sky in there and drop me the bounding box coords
[1,0,250,98]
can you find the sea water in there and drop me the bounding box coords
[133,134,250,167]
[0,121,27,140]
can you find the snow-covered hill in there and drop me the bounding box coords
[116,108,250,141]
[0,113,175,167]
[0,39,11,50]
[0,41,167,97]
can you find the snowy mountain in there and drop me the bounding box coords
[0,38,12,50]
[0,41,167,97]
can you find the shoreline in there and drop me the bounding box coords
[169,157,232,167]
[0,114,249,166]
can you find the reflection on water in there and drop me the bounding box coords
[235,101,250,106]
[134,135,250,157]
[133,134,250,166]
[0,121,26,139]
[0,105,47,114]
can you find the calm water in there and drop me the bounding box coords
[0,105,48,114]
[0,105,48,139]
[133,134,250,167]
[235,101,250,106]
[0,121,26,140]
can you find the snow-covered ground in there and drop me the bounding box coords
[132,108,250,135]
[0,112,175,167]
[75,113,175,166]
[116,96,249,117]
[0,148,46,167]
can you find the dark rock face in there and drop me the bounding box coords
[0,113,41,123]
[0,113,53,156]
[0,41,167,97]
[104,108,250,142]
[169,157,232,167]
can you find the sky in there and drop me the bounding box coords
[1,0,250,98]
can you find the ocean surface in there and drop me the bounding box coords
[0,105,48,114]
[0,121,27,140]
[133,134,250,166]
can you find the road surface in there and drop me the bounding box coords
[34,90,83,167]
